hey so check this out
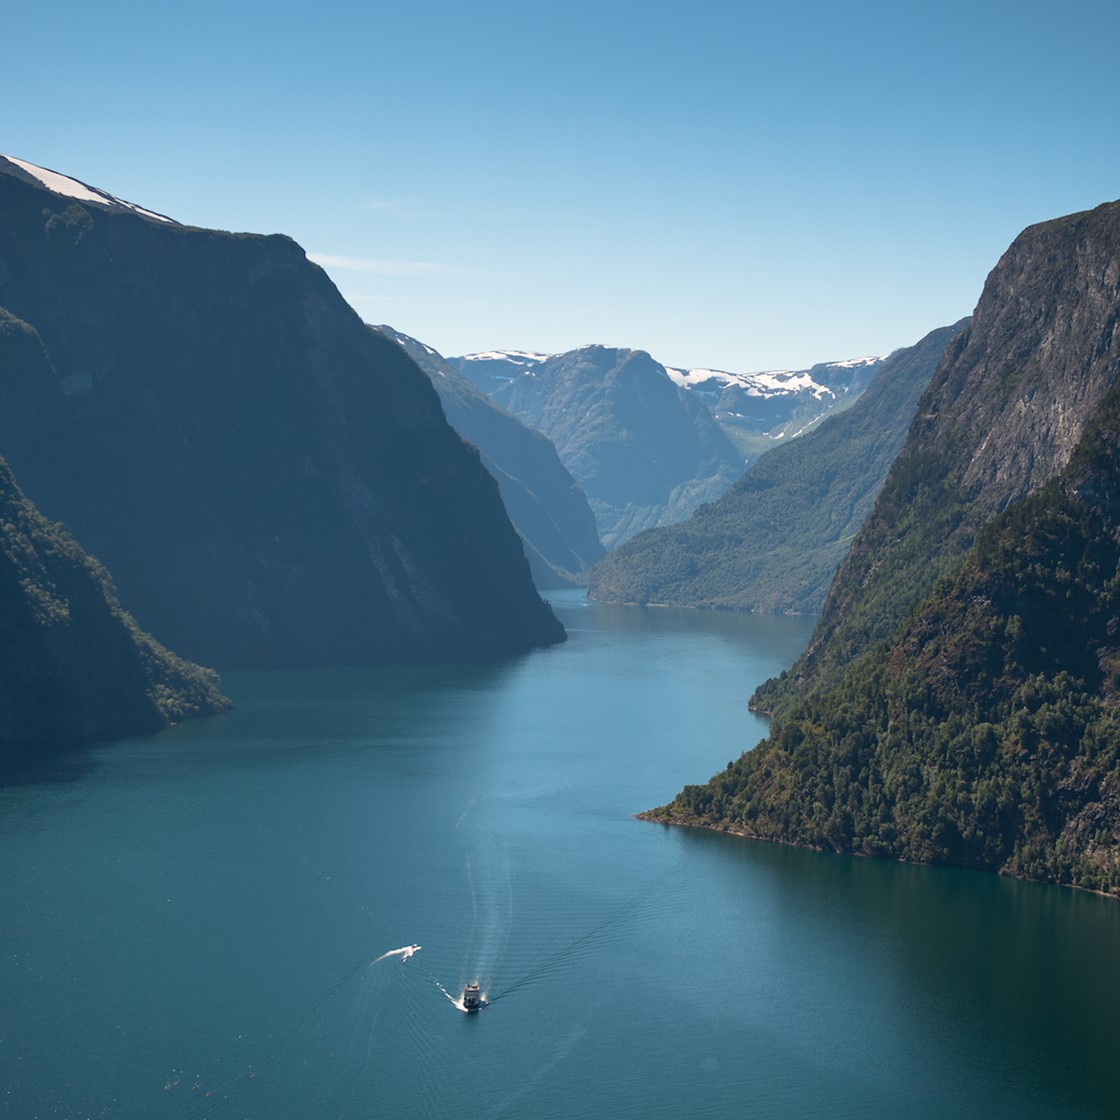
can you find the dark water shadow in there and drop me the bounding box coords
[0,654,527,789]
[0,739,99,787]
[673,824,1120,1118]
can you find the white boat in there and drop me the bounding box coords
[462,982,486,1012]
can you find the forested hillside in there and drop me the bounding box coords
[0,453,228,754]
[645,200,1120,895]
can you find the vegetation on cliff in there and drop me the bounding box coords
[761,201,1120,713]
[0,455,229,753]
[650,419,1120,893]
[647,200,1120,895]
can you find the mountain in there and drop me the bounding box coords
[0,451,229,755]
[454,349,886,462]
[587,321,966,613]
[450,349,551,396]
[644,199,1120,895]
[374,326,604,587]
[763,200,1120,710]
[0,157,563,669]
[453,345,746,550]
[664,355,885,459]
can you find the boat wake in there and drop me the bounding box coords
[371,943,422,965]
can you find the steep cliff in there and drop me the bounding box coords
[0,453,229,754]
[759,200,1120,711]
[376,326,604,587]
[647,199,1120,894]
[588,322,965,613]
[0,159,562,668]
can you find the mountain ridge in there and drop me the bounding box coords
[0,157,562,670]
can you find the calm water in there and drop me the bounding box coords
[3,591,1119,1120]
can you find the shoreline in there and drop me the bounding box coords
[634,811,1120,901]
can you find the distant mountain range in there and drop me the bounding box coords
[645,198,1120,897]
[0,154,562,754]
[449,349,551,396]
[662,354,885,458]
[453,348,885,461]
[588,321,967,614]
[448,344,890,550]
[450,345,746,549]
[375,326,604,587]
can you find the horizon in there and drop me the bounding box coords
[6,0,1119,372]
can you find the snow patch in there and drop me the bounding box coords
[2,155,176,224]
[668,364,834,400]
[820,355,882,370]
[461,350,550,365]
[667,354,883,401]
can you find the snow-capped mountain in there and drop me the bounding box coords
[450,349,553,395]
[452,344,746,550]
[663,356,882,401]
[461,349,552,366]
[0,155,177,224]
[664,355,886,455]
[454,346,888,462]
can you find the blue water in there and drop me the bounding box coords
[2,591,1118,1119]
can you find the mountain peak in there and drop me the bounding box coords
[0,155,178,225]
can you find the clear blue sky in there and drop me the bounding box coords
[6,0,1118,371]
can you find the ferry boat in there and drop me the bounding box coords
[462,982,486,1012]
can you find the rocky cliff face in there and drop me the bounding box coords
[648,199,1120,895]
[376,326,604,587]
[471,345,745,550]
[0,452,229,755]
[587,322,965,613]
[771,200,1120,705]
[0,162,562,669]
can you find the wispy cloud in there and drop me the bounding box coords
[308,252,472,277]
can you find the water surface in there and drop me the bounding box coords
[2,592,1117,1119]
